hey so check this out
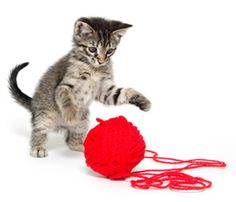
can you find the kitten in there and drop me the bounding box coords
[9,17,151,158]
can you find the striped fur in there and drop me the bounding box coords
[8,17,151,158]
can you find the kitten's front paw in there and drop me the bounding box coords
[129,94,151,111]
[30,147,48,158]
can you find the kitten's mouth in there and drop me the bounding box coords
[92,58,107,68]
[93,63,106,68]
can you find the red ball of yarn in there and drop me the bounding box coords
[84,116,146,180]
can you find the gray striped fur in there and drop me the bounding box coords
[9,17,151,157]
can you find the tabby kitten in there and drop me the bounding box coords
[9,17,151,158]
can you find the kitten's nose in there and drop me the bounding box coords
[97,54,106,64]
[98,60,104,64]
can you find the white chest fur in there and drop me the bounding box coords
[73,71,101,106]
[66,59,110,107]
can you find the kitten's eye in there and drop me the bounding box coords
[106,49,114,55]
[88,47,97,53]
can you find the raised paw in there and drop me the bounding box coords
[30,147,48,158]
[129,94,151,111]
[62,105,79,124]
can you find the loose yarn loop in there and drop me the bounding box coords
[84,116,226,191]
[130,150,226,190]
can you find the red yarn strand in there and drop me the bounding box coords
[129,150,226,190]
[84,116,226,191]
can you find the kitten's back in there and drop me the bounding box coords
[31,55,70,111]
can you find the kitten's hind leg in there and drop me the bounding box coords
[65,111,89,152]
[65,130,85,152]
[65,108,89,152]
[30,111,54,157]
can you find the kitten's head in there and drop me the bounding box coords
[73,17,132,67]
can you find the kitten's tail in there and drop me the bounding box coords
[8,62,32,111]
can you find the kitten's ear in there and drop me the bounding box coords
[112,25,132,42]
[74,21,95,38]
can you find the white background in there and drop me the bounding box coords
[0,0,235,201]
